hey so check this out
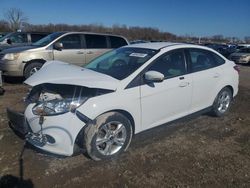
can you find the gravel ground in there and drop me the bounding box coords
[0,65,249,188]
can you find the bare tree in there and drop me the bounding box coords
[4,8,28,31]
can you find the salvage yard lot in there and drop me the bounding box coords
[0,65,250,187]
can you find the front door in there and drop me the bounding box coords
[140,49,192,130]
[53,34,85,66]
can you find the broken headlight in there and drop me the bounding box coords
[32,98,86,115]
[28,83,113,116]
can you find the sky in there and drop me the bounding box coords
[0,0,249,39]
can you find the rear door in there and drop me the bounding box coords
[53,34,84,66]
[140,49,192,130]
[84,34,110,65]
[185,48,225,113]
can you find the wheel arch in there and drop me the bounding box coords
[23,59,46,74]
[225,85,234,96]
[110,109,135,135]
[73,109,135,154]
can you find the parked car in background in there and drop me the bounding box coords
[0,32,50,52]
[236,44,250,50]
[0,32,9,39]
[229,47,250,64]
[7,42,239,160]
[0,70,4,95]
[130,40,149,44]
[204,43,236,58]
[0,31,129,78]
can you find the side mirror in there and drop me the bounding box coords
[6,38,12,45]
[54,42,63,50]
[144,71,164,83]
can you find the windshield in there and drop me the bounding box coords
[84,47,158,80]
[0,32,13,42]
[33,32,64,46]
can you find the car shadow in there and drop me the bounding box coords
[0,142,34,188]
[0,175,34,188]
[3,76,25,84]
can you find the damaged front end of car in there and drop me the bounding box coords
[7,83,113,156]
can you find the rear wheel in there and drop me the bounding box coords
[84,112,133,161]
[24,62,43,79]
[211,87,232,117]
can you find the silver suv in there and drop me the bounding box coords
[0,32,129,78]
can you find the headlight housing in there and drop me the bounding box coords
[32,98,86,116]
[3,53,20,61]
[28,83,113,116]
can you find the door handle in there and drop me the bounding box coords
[179,82,189,87]
[213,73,220,78]
[76,51,84,54]
[86,51,93,54]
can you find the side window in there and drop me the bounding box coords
[57,34,81,49]
[10,33,28,43]
[85,34,107,48]
[148,50,186,78]
[188,49,220,72]
[210,52,225,66]
[31,34,47,42]
[110,36,128,48]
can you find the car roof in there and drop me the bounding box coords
[125,42,218,51]
[58,31,127,39]
[126,42,207,50]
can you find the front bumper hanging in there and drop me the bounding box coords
[7,108,31,136]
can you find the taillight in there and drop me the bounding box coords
[234,65,240,73]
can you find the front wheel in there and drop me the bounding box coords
[24,62,43,79]
[84,112,133,161]
[211,87,233,117]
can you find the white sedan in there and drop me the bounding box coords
[7,42,239,160]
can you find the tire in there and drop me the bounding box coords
[24,62,43,79]
[211,87,233,117]
[84,112,133,161]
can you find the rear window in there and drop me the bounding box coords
[110,36,128,48]
[85,34,107,48]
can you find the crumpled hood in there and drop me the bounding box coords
[24,61,119,90]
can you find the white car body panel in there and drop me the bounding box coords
[20,42,239,156]
[140,75,192,130]
[77,86,142,133]
[25,104,86,156]
[190,66,224,112]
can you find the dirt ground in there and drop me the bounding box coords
[0,65,250,188]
